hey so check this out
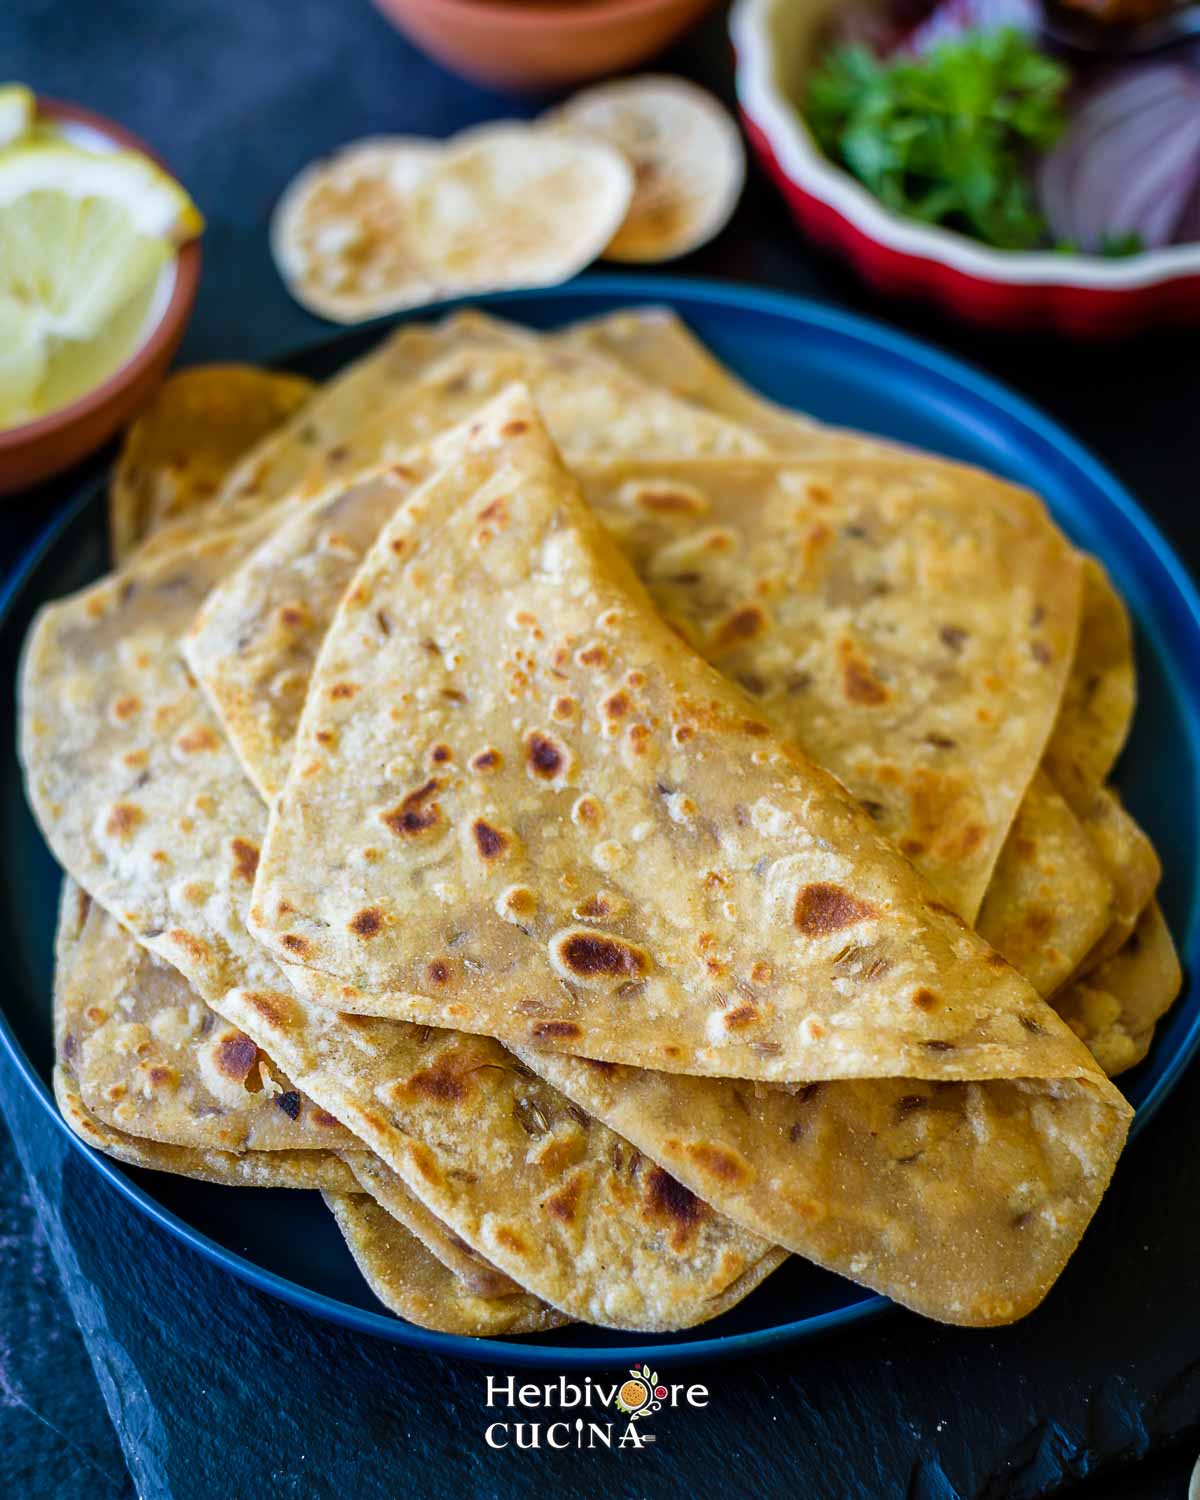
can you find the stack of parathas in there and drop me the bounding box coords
[20,308,1180,1335]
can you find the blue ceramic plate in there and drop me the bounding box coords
[3,276,1198,1367]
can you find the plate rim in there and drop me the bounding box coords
[4,270,1198,1365]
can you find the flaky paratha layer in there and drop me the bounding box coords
[512,1048,1128,1326]
[55,876,354,1154]
[54,1064,357,1190]
[1056,901,1181,1076]
[218,986,784,1332]
[325,1192,571,1338]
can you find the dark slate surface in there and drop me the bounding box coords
[3,2,1200,1496]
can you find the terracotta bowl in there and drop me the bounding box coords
[0,99,202,497]
[371,0,718,92]
[732,0,1200,336]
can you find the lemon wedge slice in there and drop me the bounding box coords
[0,141,202,427]
[0,143,202,342]
[0,301,46,427]
[0,84,35,149]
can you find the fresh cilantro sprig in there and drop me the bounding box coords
[805,29,1070,251]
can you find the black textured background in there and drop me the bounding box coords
[2,3,1199,1496]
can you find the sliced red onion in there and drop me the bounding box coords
[1176,175,1200,244]
[1038,65,1200,251]
[897,0,1041,55]
[826,0,912,54]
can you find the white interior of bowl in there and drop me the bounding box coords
[731,0,1200,288]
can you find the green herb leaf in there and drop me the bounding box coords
[805,29,1070,252]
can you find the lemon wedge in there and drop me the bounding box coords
[0,141,202,428]
[0,84,35,149]
[0,302,46,426]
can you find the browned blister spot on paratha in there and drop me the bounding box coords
[548,928,650,986]
[793,884,877,937]
[381,778,444,838]
[349,907,385,938]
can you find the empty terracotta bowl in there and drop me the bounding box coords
[0,99,201,497]
[371,0,718,92]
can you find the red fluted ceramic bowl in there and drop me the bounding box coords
[0,99,201,496]
[730,0,1200,337]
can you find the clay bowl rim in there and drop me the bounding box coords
[382,0,705,31]
[0,97,203,458]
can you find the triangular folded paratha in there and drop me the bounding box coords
[250,390,1109,1091]
[180,313,1104,980]
[188,419,1111,1005]
[110,366,316,564]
